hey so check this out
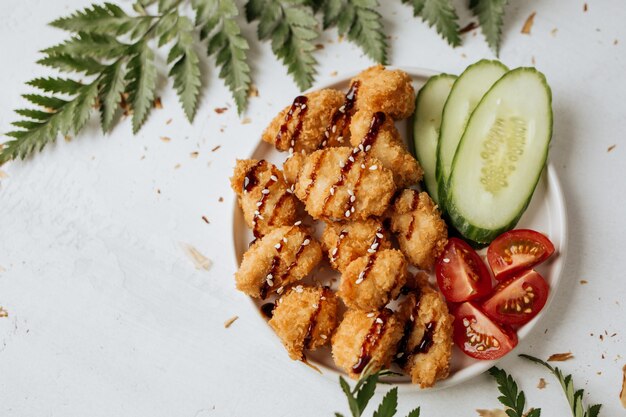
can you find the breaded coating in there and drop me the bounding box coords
[350,110,423,188]
[390,189,448,270]
[294,147,396,221]
[332,309,404,379]
[231,159,299,238]
[235,226,322,299]
[321,218,392,272]
[282,152,306,185]
[339,249,408,311]
[351,65,415,120]
[262,89,345,153]
[269,286,339,360]
[396,275,454,388]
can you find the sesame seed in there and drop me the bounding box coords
[325,131,330,138]
[359,144,365,152]
[443,258,450,263]
[365,145,371,152]
[312,303,318,309]
[350,206,355,212]
[361,164,366,169]
[370,242,379,250]
[463,318,469,327]
[353,148,359,154]
[376,232,383,239]
[289,147,294,155]
[330,187,335,195]
[301,104,307,110]
[254,210,260,215]
[266,274,273,280]
[358,271,365,280]
[369,165,378,171]
[339,160,345,168]
[283,237,288,243]
[322,140,327,147]
[367,248,376,254]
[295,285,303,293]
[375,318,383,324]
[350,195,356,203]
[339,105,345,113]
[270,175,278,182]
[320,296,326,300]
[257,214,264,220]
[320,334,328,340]
[367,312,375,317]
[302,239,310,246]
[345,210,351,218]
[277,286,284,294]
[294,220,302,226]
[290,140,295,146]
[261,188,270,195]
[355,277,364,285]
[337,136,344,142]
[332,125,337,133]
[410,315,414,322]
[267,278,273,286]
[331,248,338,256]
[274,243,281,249]
[348,156,355,163]
[256,201,262,207]
[396,352,404,358]
[347,189,354,196]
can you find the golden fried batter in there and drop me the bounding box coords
[294,147,396,220]
[321,218,392,272]
[282,152,306,185]
[332,309,404,379]
[269,285,339,360]
[396,274,454,388]
[350,110,423,188]
[262,89,345,154]
[351,66,415,120]
[231,159,300,238]
[390,189,448,270]
[235,226,322,299]
[339,249,408,311]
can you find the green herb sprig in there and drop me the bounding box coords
[489,366,541,417]
[520,355,602,417]
[336,368,420,417]
[1,0,513,166]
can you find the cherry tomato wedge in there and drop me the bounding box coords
[453,302,518,360]
[436,238,492,303]
[487,229,555,280]
[482,269,549,327]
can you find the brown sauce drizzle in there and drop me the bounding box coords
[330,229,348,263]
[259,228,309,299]
[321,148,361,214]
[276,95,309,151]
[358,227,384,282]
[360,111,386,151]
[405,191,420,240]
[303,150,326,201]
[415,321,436,354]
[243,160,266,193]
[251,165,285,238]
[352,308,393,374]
[320,81,360,148]
[396,292,437,367]
[303,287,330,349]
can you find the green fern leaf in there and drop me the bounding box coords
[43,32,129,59]
[469,0,508,55]
[125,41,157,133]
[37,54,105,75]
[27,77,84,94]
[50,3,153,38]
[98,60,126,132]
[403,0,461,46]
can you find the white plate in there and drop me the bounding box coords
[232,67,567,391]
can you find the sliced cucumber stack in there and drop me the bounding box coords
[446,68,553,243]
[436,60,508,207]
[412,74,457,204]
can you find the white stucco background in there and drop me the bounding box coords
[1,1,625,416]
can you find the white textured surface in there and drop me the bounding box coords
[0,1,625,416]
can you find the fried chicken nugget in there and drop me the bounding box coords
[351,65,415,120]
[390,189,448,270]
[294,147,396,220]
[269,285,339,360]
[231,159,300,238]
[235,226,322,299]
[396,275,454,388]
[339,249,408,311]
[350,110,423,188]
[321,218,392,272]
[262,89,345,153]
[332,309,404,379]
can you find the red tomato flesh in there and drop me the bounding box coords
[453,302,518,360]
[482,270,549,327]
[436,238,492,303]
[487,229,555,280]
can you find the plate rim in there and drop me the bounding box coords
[230,66,568,392]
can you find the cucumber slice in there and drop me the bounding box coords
[436,60,508,206]
[412,74,457,204]
[446,68,553,243]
